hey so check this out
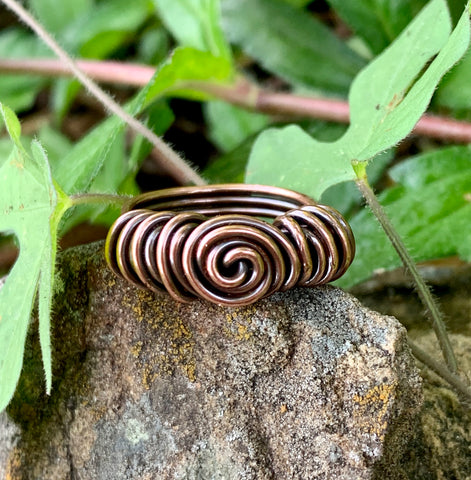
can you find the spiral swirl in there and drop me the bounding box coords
[105,185,355,306]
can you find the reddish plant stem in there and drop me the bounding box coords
[2,58,471,143]
[256,90,350,122]
[413,114,471,144]
[0,58,153,86]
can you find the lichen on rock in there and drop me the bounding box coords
[0,241,432,479]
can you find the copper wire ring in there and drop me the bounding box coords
[105,185,355,306]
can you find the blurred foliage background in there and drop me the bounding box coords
[0,0,470,288]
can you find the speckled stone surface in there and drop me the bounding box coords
[1,242,424,480]
[409,332,471,480]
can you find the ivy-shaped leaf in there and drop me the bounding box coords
[245,0,471,200]
[0,104,71,412]
[343,0,470,162]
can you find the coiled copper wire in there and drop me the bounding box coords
[105,185,355,306]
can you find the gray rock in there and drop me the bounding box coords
[0,412,20,480]
[351,264,471,479]
[1,242,423,479]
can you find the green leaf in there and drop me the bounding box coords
[327,0,427,54]
[61,0,150,55]
[245,0,471,199]
[435,47,471,110]
[51,79,82,124]
[52,0,151,118]
[0,104,21,146]
[221,0,365,95]
[57,99,174,232]
[280,0,311,8]
[0,29,51,112]
[246,125,353,199]
[85,102,175,227]
[203,136,255,183]
[0,106,71,412]
[59,130,128,230]
[138,27,171,65]
[52,92,145,195]
[204,120,348,185]
[52,115,127,195]
[320,149,393,215]
[389,144,471,187]
[338,146,471,287]
[33,142,71,396]
[342,0,471,162]
[153,0,231,60]
[36,125,73,170]
[54,46,230,231]
[54,47,229,198]
[28,0,92,35]
[0,139,14,169]
[205,100,269,152]
[145,47,233,104]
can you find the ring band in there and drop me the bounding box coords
[105,185,355,306]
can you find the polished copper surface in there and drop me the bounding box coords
[105,184,355,306]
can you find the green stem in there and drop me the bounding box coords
[409,339,471,402]
[70,193,129,207]
[355,173,458,374]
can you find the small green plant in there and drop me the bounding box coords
[1,0,471,412]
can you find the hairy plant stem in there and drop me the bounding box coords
[0,0,205,187]
[355,173,458,374]
[409,339,471,403]
[70,193,129,208]
[3,58,471,143]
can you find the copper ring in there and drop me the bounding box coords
[105,185,355,306]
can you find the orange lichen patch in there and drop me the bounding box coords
[121,290,197,386]
[131,292,147,323]
[136,313,196,388]
[5,447,22,480]
[131,341,143,358]
[142,363,159,390]
[224,306,257,341]
[184,362,196,382]
[140,292,169,328]
[147,309,166,329]
[352,382,397,440]
[121,291,134,310]
[236,323,251,341]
